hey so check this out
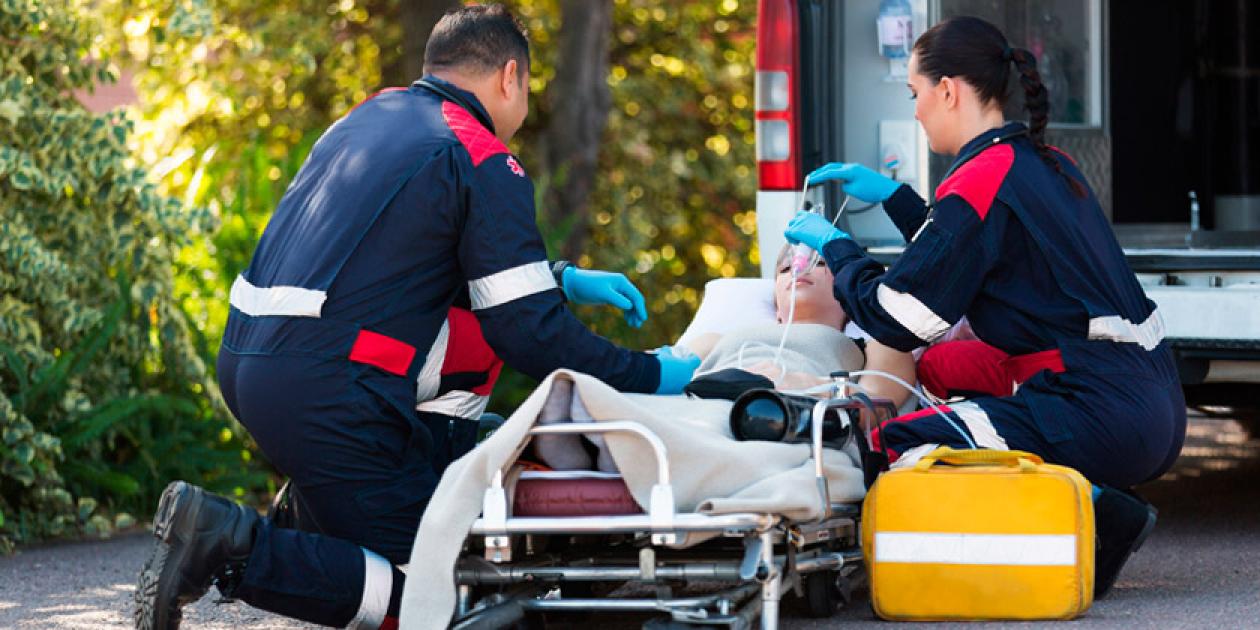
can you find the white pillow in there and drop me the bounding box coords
[675,277,871,349]
[675,278,776,349]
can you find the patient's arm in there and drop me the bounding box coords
[744,360,829,392]
[859,339,916,409]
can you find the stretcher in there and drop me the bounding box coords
[449,386,896,630]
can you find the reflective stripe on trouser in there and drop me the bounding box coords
[347,549,393,630]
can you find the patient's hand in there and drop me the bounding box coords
[744,360,828,392]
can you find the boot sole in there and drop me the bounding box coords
[1130,506,1158,554]
[134,481,209,630]
[1095,505,1158,599]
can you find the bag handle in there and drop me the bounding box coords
[913,446,1042,472]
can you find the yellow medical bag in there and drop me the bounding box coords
[861,447,1094,621]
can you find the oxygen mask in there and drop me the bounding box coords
[789,202,825,280]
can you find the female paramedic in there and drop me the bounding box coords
[784,16,1186,599]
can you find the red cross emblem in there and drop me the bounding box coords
[505,156,525,178]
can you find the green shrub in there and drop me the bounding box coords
[0,1,266,551]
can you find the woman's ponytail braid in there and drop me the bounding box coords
[1009,47,1086,197]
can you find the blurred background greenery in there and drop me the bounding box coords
[0,0,760,548]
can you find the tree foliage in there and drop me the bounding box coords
[76,0,759,482]
[0,0,264,550]
[92,0,760,416]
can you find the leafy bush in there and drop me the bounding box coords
[0,1,266,551]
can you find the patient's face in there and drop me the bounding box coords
[774,255,849,330]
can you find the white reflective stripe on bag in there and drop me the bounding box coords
[1087,308,1165,350]
[468,261,557,310]
[229,275,326,317]
[874,532,1078,566]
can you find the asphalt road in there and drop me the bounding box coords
[1,410,1256,629]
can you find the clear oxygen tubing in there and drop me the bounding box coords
[790,368,977,449]
[770,190,851,368]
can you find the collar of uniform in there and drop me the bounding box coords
[414,75,497,135]
[952,121,1028,166]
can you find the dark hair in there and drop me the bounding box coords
[423,4,530,79]
[913,16,1085,197]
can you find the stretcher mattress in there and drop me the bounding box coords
[512,470,641,517]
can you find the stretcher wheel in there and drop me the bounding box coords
[801,569,841,618]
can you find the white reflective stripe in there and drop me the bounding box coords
[951,401,1009,451]
[889,443,939,470]
[229,275,326,317]
[874,532,1078,566]
[876,284,952,343]
[468,261,557,310]
[416,390,488,419]
[414,319,450,404]
[1088,308,1165,350]
[346,548,392,630]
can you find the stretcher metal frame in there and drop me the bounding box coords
[452,379,883,629]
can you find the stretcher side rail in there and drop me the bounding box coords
[482,419,699,556]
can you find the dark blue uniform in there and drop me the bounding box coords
[217,77,659,628]
[824,123,1185,489]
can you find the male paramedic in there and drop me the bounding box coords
[134,5,700,629]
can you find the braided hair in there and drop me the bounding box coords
[913,16,1086,197]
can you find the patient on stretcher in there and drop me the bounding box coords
[532,245,915,472]
[682,244,916,409]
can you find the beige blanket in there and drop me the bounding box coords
[398,369,866,629]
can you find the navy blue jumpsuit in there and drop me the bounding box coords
[823,123,1186,489]
[216,77,660,628]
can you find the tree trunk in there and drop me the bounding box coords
[381,0,461,86]
[543,0,614,260]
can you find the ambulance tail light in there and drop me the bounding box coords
[755,0,801,191]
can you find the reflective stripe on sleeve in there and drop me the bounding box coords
[874,532,1077,566]
[1088,308,1165,350]
[228,275,326,317]
[951,401,1009,451]
[468,261,557,310]
[416,390,489,420]
[875,284,952,343]
[889,443,940,469]
[414,319,450,404]
[346,548,392,630]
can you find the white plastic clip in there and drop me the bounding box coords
[482,469,510,562]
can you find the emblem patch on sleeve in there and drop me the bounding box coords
[505,156,526,178]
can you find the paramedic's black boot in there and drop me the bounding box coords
[1093,486,1157,599]
[134,480,260,629]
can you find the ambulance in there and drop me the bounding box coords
[754,0,1260,405]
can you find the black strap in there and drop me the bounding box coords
[414,78,497,135]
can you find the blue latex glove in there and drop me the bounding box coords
[562,267,649,328]
[783,211,851,254]
[806,162,900,204]
[653,345,701,395]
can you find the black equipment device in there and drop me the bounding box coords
[729,382,898,488]
[729,388,897,448]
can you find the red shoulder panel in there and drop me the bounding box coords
[441,101,508,167]
[443,307,503,396]
[1047,145,1078,167]
[934,143,1015,220]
